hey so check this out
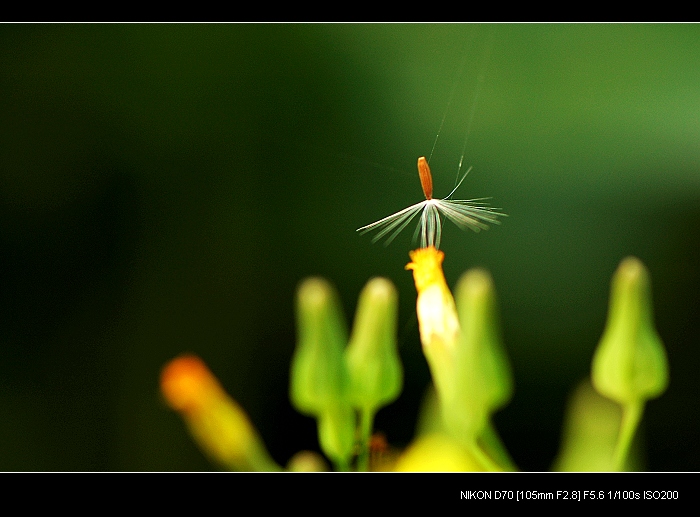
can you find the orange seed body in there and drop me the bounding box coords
[417,156,433,200]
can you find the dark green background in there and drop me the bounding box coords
[1,24,698,470]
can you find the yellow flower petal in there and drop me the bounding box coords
[405,247,460,353]
[394,434,483,472]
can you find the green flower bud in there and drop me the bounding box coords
[345,277,403,413]
[290,278,355,468]
[448,269,513,440]
[592,257,668,405]
[290,278,350,415]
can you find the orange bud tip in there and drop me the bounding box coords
[417,157,433,200]
[160,355,220,413]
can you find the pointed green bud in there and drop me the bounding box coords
[592,257,668,405]
[290,278,356,469]
[345,277,403,413]
[290,278,350,415]
[449,269,513,440]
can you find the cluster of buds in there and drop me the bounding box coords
[161,251,667,471]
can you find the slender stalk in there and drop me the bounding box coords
[468,440,503,472]
[479,423,518,471]
[356,408,375,472]
[334,459,350,472]
[614,401,643,471]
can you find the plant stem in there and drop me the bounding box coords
[335,460,350,472]
[479,423,518,471]
[356,408,375,472]
[468,440,503,472]
[614,401,643,471]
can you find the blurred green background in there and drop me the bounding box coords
[0,24,698,471]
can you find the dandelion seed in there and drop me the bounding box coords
[357,157,505,249]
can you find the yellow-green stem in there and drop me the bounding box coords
[333,458,350,472]
[357,408,375,472]
[479,423,518,471]
[468,440,504,472]
[614,401,643,471]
